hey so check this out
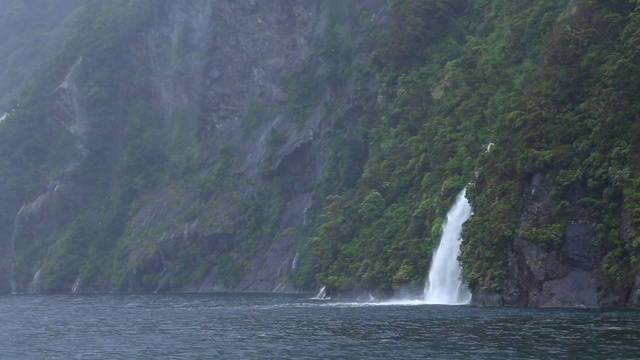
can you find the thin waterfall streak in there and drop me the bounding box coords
[312,285,329,300]
[72,277,81,293]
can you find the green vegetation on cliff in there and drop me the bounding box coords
[309,0,640,302]
[0,0,385,293]
[462,0,640,295]
[0,0,170,291]
[1,0,640,303]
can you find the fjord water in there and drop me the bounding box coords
[1,293,639,359]
[424,189,472,305]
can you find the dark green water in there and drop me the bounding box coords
[0,293,638,359]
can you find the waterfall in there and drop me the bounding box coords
[272,281,287,293]
[28,265,44,294]
[312,285,329,300]
[291,252,300,270]
[72,277,81,293]
[423,189,472,305]
[10,264,17,295]
[9,204,27,294]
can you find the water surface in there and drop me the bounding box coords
[1,293,638,359]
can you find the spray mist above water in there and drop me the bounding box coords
[423,189,472,305]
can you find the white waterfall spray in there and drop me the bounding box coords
[312,285,329,300]
[28,265,44,294]
[10,204,27,294]
[423,189,472,305]
[72,277,81,293]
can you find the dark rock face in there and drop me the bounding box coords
[538,270,598,307]
[473,173,640,307]
[634,275,640,307]
[473,174,603,307]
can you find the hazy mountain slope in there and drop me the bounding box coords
[0,0,84,107]
[0,0,386,294]
[1,0,639,307]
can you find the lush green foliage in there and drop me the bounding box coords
[0,0,167,292]
[463,0,640,293]
[4,0,640,298]
[311,0,640,297]
[310,0,474,291]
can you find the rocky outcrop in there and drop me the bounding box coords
[473,174,601,307]
[471,173,640,307]
[512,226,599,307]
[474,237,601,307]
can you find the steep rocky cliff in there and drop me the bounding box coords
[308,0,640,307]
[1,0,639,308]
[462,1,640,307]
[0,0,386,294]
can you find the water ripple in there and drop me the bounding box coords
[0,294,639,359]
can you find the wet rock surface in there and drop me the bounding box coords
[2,0,387,294]
[473,175,604,308]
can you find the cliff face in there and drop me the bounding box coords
[463,1,640,308]
[308,0,640,307]
[474,175,618,307]
[0,0,386,293]
[473,173,640,308]
[2,0,639,308]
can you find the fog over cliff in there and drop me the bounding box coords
[1,0,639,308]
[0,0,387,295]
